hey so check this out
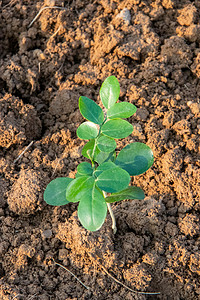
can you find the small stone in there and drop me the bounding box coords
[187,101,193,107]
[41,229,52,239]
[116,8,131,24]
[190,103,200,115]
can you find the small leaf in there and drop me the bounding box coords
[115,142,154,176]
[82,139,94,158]
[106,186,145,203]
[107,102,137,119]
[101,119,133,139]
[97,135,116,152]
[81,139,100,161]
[77,121,98,140]
[95,150,116,165]
[44,177,73,206]
[77,162,93,176]
[94,161,116,178]
[78,184,107,231]
[96,167,130,193]
[100,76,120,109]
[79,96,104,125]
[66,176,95,202]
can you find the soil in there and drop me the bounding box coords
[0,0,200,299]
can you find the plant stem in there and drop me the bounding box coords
[103,191,117,234]
[107,203,117,234]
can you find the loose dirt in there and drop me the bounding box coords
[0,0,200,299]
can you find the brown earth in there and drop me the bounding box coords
[0,0,200,299]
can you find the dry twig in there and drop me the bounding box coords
[48,25,62,41]
[52,259,90,290]
[99,263,161,295]
[28,293,38,300]
[52,257,160,295]
[12,293,37,299]
[13,141,34,164]
[12,295,23,300]
[28,6,68,28]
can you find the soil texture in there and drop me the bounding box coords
[0,0,200,299]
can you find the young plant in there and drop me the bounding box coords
[44,76,154,233]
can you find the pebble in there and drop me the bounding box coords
[41,229,52,239]
[187,101,193,107]
[116,8,131,24]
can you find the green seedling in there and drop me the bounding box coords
[44,76,154,233]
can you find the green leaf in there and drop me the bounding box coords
[82,139,94,158]
[97,135,116,152]
[66,176,95,202]
[106,186,145,203]
[77,121,98,140]
[101,119,133,139]
[82,139,100,161]
[77,162,93,176]
[78,184,107,231]
[100,76,120,109]
[94,161,116,178]
[95,150,116,165]
[82,139,116,165]
[115,142,154,176]
[95,167,130,193]
[107,102,137,119]
[44,177,73,206]
[79,96,104,125]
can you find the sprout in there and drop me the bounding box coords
[44,76,154,233]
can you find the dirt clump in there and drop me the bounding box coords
[7,168,44,215]
[178,214,200,237]
[177,4,197,26]
[0,93,41,148]
[161,36,193,66]
[57,211,116,270]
